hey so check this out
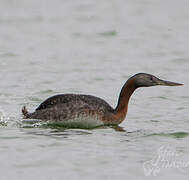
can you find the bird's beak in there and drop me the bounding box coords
[157,78,183,86]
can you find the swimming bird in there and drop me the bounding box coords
[22,73,183,128]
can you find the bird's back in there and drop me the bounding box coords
[25,94,114,124]
[36,94,113,111]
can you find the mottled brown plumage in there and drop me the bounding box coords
[22,73,183,127]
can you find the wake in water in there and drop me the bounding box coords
[0,109,9,126]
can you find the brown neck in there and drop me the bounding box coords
[114,79,137,120]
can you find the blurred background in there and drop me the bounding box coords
[0,0,188,180]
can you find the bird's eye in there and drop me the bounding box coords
[150,77,153,81]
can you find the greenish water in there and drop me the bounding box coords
[0,0,189,179]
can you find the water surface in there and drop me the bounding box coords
[0,0,189,179]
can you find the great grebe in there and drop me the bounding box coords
[22,73,183,127]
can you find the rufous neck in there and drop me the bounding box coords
[115,78,137,116]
